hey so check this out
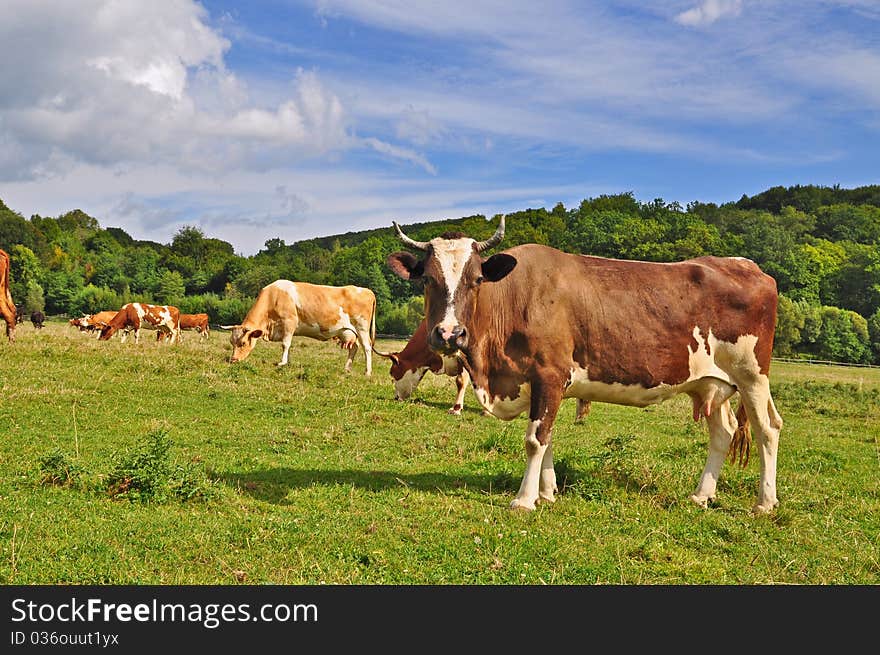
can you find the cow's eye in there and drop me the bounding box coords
[475,276,485,285]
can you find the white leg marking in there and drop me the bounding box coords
[690,399,736,508]
[510,420,547,511]
[538,442,558,504]
[448,369,469,415]
[357,329,372,377]
[740,379,782,514]
[278,335,292,366]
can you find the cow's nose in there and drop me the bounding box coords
[429,325,467,352]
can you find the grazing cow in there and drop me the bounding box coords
[224,280,379,375]
[30,311,45,329]
[16,304,25,324]
[387,217,782,514]
[69,311,119,338]
[99,303,181,344]
[380,318,474,415]
[157,312,209,342]
[379,317,594,419]
[0,249,15,342]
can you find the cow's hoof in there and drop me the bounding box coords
[688,493,711,509]
[751,500,778,515]
[509,498,536,511]
[447,408,461,415]
[537,493,556,504]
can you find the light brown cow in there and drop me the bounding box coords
[69,311,119,338]
[224,280,379,375]
[0,249,15,343]
[99,303,181,344]
[157,313,209,341]
[388,217,782,513]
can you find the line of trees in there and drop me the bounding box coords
[1,183,879,364]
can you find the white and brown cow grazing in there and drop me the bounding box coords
[0,249,15,343]
[99,303,181,344]
[69,310,119,338]
[157,312,210,342]
[224,280,379,375]
[388,217,782,514]
[380,318,593,419]
[380,318,474,415]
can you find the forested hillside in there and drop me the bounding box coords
[2,184,879,364]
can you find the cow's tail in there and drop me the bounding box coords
[368,292,394,357]
[727,401,752,468]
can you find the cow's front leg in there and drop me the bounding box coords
[278,335,293,366]
[510,376,562,511]
[448,368,469,415]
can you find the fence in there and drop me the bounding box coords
[772,356,880,369]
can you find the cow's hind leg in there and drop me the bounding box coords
[343,338,359,373]
[511,376,562,511]
[355,328,372,377]
[690,399,737,508]
[739,377,783,514]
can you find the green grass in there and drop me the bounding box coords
[1,321,878,584]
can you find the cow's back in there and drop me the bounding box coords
[473,244,777,389]
[293,282,374,326]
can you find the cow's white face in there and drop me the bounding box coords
[229,326,264,363]
[387,223,516,356]
[392,366,428,400]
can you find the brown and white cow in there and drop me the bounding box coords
[70,310,119,338]
[387,217,783,514]
[380,318,474,415]
[379,317,593,419]
[0,249,15,343]
[99,303,181,344]
[224,280,379,375]
[157,312,209,342]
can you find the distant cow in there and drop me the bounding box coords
[0,249,15,342]
[157,312,209,342]
[15,304,25,324]
[69,311,119,338]
[99,303,181,344]
[30,311,45,329]
[381,317,592,419]
[388,217,782,513]
[224,280,379,375]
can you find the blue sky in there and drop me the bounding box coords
[0,1,878,255]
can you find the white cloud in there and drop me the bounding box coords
[0,1,431,183]
[675,0,743,27]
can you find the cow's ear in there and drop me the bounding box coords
[481,253,516,282]
[249,329,264,340]
[387,252,424,280]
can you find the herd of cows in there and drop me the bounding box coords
[0,218,784,513]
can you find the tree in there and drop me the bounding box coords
[868,309,880,363]
[773,295,804,356]
[155,270,186,304]
[9,245,43,302]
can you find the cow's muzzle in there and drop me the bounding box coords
[428,324,467,354]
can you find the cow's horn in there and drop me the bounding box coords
[475,215,505,252]
[218,325,236,330]
[393,222,429,251]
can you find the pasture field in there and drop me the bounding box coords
[1,320,878,584]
